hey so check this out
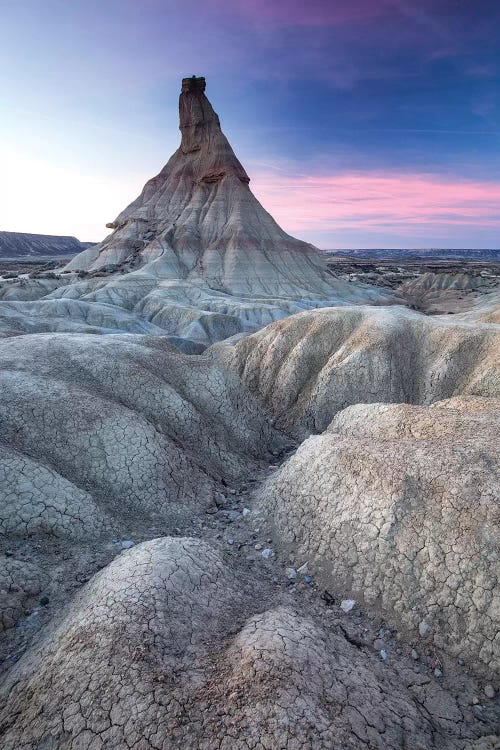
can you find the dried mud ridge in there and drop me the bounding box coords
[1,477,500,750]
[0,310,499,750]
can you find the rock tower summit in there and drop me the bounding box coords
[181,75,206,93]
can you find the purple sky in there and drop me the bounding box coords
[1,0,500,247]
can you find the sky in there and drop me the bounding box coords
[1,0,500,248]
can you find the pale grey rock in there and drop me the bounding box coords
[63,77,380,303]
[227,305,500,436]
[0,332,285,553]
[419,621,432,638]
[0,537,486,750]
[258,397,500,673]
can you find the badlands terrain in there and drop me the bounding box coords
[0,77,499,749]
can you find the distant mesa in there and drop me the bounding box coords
[0,231,93,259]
[325,247,500,261]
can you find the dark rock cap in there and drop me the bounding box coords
[181,76,206,94]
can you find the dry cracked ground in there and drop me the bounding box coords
[0,75,499,748]
[0,302,499,750]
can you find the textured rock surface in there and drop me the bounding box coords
[2,536,497,750]
[1,77,499,748]
[63,76,364,300]
[258,397,500,673]
[0,332,283,543]
[227,305,500,436]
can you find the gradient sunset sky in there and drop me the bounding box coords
[1,0,499,248]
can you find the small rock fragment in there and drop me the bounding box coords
[285,567,297,580]
[411,649,419,660]
[297,563,309,575]
[227,539,234,545]
[418,620,431,637]
[341,599,356,613]
[484,685,495,699]
[254,543,263,551]
[304,575,313,584]
[120,540,135,549]
[242,508,251,517]
[434,668,442,678]
[380,649,388,661]
[261,548,274,559]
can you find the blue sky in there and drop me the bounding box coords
[1,0,499,247]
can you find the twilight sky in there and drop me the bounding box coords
[1,0,500,248]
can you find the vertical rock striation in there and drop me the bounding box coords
[64,77,356,299]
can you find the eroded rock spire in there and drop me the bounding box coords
[64,76,343,297]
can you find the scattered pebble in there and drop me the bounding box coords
[380,649,388,661]
[285,567,297,580]
[261,548,274,559]
[418,620,431,637]
[254,543,263,551]
[472,696,480,705]
[227,539,234,546]
[457,659,464,666]
[120,540,135,549]
[484,684,495,699]
[434,668,443,678]
[304,575,313,584]
[341,599,356,613]
[297,562,309,575]
[242,508,251,517]
[411,649,420,660]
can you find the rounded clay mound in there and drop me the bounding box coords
[258,397,500,674]
[1,536,491,750]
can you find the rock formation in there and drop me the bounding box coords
[0,77,389,345]
[224,305,500,436]
[0,231,92,259]
[64,76,352,298]
[1,537,498,750]
[258,397,500,673]
[0,77,499,749]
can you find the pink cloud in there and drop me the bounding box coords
[250,170,500,236]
